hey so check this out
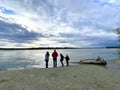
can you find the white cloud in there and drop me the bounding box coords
[99,0,120,5]
[0,0,120,47]
[0,39,18,48]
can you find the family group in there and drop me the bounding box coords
[44,49,70,68]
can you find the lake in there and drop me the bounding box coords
[0,48,120,70]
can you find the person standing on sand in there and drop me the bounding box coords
[65,54,70,66]
[44,51,50,68]
[52,49,58,67]
[60,53,64,66]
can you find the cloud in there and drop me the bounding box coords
[0,0,120,47]
[98,0,120,6]
[0,20,42,43]
[0,6,15,15]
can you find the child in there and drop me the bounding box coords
[60,53,64,66]
[65,54,70,66]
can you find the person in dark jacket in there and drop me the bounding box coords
[52,49,58,67]
[44,51,50,68]
[60,53,64,66]
[65,54,70,66]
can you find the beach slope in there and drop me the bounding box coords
[0,65,120,90]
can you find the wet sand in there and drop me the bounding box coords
[116,60,120,65]
[0,65,120,90]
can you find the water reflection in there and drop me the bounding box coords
[117,48,120,59]
[0,48,120,70]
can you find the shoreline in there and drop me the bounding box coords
[0,65,120,90]
[0,59,120,71]
[116,60,120,65]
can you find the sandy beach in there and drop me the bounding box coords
[0,64,120,90]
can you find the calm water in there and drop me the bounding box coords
[0,48,120,70]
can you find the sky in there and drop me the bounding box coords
[0,0,120,48]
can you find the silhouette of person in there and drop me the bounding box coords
[44,51,50,68]
[52,49,58,67]
[65,54,70,66]
[60,53,64,66]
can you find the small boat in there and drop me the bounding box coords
[80,59,107,66]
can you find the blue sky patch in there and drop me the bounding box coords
[0,6,15,15]
[0,0,120,47]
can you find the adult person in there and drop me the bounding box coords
[60,53,64,66]
[65,54,70,66]
[52,49,58,67]
[44,51,50,68]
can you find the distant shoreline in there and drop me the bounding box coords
[0,46,120,50]
[0,47,79,50]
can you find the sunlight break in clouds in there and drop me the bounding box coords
[0,0,120,48]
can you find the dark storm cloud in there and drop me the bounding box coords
[0,20,44,43]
